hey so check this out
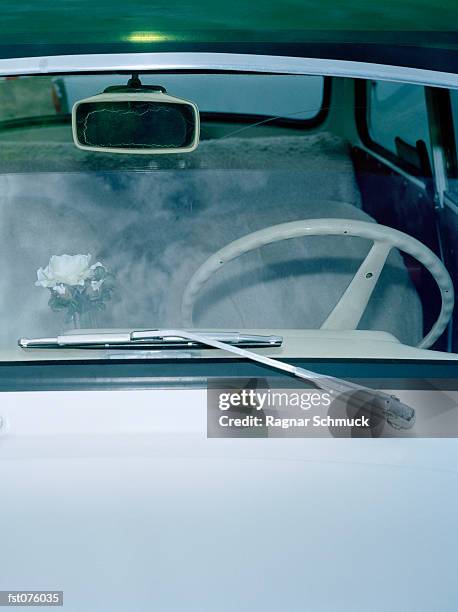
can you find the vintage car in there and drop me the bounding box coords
[0,4,458,611]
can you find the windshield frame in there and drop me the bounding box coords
[1,52,458,89]
[1,54,457,366]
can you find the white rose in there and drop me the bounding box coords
[35,254,102,289]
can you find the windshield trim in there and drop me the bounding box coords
[0,357,457,393]
[1,53,458,89]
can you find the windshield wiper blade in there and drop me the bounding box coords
[19,328,415,430]
[18,330,283,350]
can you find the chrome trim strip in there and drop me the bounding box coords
[0,52,457,89]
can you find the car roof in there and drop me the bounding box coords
[0,1,457,73]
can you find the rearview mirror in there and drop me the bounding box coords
[72,87,200,154]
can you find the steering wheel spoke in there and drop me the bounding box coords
[321,241,392,330]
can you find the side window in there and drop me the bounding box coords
[366,80,432,173]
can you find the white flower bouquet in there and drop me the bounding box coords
[36,254,114,327]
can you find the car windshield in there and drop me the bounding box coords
[0,71,456,361]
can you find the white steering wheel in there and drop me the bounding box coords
[181,218,454,349]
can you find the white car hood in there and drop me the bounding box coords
[0,388,457,611]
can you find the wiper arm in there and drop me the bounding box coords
[19,328,415,430]
[156,330,414,431]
